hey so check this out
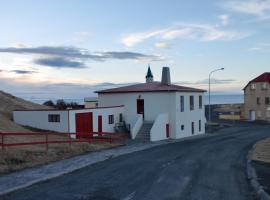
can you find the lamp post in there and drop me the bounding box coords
[208,68,224,123]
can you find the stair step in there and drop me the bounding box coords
[135,122,153,142]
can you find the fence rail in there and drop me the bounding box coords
[0,131,127,151]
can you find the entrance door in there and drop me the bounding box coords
[137,99,144,118]
[166,124,170,138]
[76,112,93,137]
[249,110,256,121]
[191,122,194,135]
[98,115,102,134]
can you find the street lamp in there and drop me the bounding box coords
[208,67,224,123]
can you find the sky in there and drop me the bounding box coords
[0,0,270,101]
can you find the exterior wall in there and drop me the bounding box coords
[174,92,206,139]
[98,92,176,122]
[98,91,206,139]
[13,106,125,133]
[244,82,270,121]
[13,110,69,132]
[130,114,143,139]
[150,113,169,141]
[68,106,125,133]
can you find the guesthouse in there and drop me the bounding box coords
[13,66,206,141]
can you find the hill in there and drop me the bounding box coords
[0,90,50,132]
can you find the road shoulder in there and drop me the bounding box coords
[247,138,270,200]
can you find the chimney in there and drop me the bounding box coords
[161,67,171,85]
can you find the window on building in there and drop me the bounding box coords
[48,114,60,122]
[250,83,256,90]
[190,96,194,110]
[180,96,184,112]
[261,82,267,90]
[199,95,202,109]
[265,97,270,105]
[199,120,201,132]
[108,115,114,124]
[257,97,261,105]
[119,113,123,122]
[181,125,184,130]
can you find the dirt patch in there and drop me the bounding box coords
[251,138,270,164]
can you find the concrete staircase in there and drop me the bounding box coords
[135,122,153,142]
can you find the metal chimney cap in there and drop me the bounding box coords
[161,67,171,85]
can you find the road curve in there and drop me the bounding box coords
[2,124,270,200]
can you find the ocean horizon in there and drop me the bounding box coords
[19,94,244,106]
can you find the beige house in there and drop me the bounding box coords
[243,72,270,121]
[84,97,98,108]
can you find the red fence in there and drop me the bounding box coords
[0,131,127,151]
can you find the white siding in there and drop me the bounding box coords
[98,91,206,140]
[13,110,69,132]
[174,92,206,139]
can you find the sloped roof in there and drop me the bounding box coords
[95,81,206,94]
[243,72,270,90]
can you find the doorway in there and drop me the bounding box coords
[191,122,194,135]
[249,110,256,121]
[76,112,93,137]
[98,115,102,134]
[137,99,144,118]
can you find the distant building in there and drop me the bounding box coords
[14,66,206,141]
[243,72,270,121]
[84,97,98,108]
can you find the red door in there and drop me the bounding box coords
[166,124,170,138]
[76,112,93,137]
[98,115,102,134]
[137,99,144,118]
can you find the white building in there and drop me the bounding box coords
[96,66,206,141]
[13,66,206,141]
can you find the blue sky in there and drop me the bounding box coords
[0,0,270,100]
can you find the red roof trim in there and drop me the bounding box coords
[97,90,205,94]
[243,72,270,90]
[95,82,206,94]
[14,105,124,112]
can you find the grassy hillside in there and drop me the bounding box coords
[0,90,50,131]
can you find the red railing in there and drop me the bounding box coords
[0,131,127,151]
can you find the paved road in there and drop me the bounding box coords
[2,124,270,200]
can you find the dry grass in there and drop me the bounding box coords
[0,133,121,174]
[251,138,270,164]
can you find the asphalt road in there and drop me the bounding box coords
[2,124,270,200]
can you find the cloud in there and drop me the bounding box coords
[0,46,163,68]
[174,79,236,85]
[10,70,37,74]
[223,0,270,18]
[0,69,38,74]
[154,42,171,49]
[72,32,91,43]
[34,57,86,68]
[218,14,229,26]
[248,42,270,52]
[121,23,250,47]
